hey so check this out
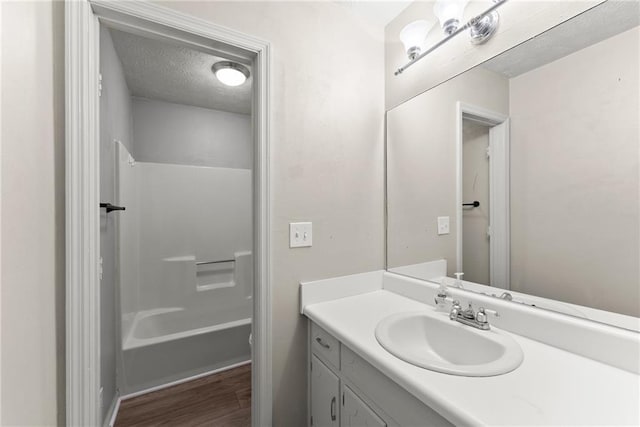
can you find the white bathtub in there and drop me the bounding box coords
[121,306,252,394]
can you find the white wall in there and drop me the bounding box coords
[387,67,509,275]
[132,97,252,169]
[1,1,65,424]
[509,27,640,316]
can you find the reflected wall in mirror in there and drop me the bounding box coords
[386,1,640,326]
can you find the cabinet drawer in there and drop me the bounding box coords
[311,323,340,369]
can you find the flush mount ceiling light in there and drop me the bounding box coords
[399,20,435,60]
[212,61,250,87]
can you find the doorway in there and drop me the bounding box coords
[100,24,255,425]
[456,102,510,289]
[65,2,271,426]
[461,119,491,284]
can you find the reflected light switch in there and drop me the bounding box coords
[437,216,450,235]
[290,222,313,248]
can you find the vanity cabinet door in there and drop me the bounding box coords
[341,385,387,427]
[311,355,339,427]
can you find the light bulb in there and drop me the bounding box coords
[212,61,250,87]
[433,0,470,35]
[399,20,434,60]
[215,68,246,86]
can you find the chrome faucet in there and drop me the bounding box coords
[449,301,498,330]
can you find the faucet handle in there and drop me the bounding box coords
[476,307,488,324]
[449,300,461,320]
[476,307,499,322]
[483,307,499,317]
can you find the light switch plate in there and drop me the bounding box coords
[437,216,450,235]
[290,222,313,248]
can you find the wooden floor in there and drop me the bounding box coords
[115,364,251,427]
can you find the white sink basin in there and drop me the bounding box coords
[375,311,523,376]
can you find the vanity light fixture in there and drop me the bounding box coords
[434,0,500,43]
[399,20,435,60]
[433,0,470,35]
[212,61,250,87]
[467,2,501,45]
[395,0,507,75]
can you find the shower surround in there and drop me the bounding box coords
[115,142,253,394]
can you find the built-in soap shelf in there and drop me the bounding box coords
[195,259,236,292]
[162,252,253,297]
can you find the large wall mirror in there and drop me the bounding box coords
[386,1,639,330]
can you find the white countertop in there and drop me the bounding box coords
[304,290,640,426]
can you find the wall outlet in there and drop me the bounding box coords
[437,216,450,235]
[290,222,313,248]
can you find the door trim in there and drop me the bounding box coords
[488,120,510,289]
[455,102,509,288]
[65,1,272,425]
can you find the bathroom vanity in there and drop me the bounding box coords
[301,271,640,427]
[308,320,450,427]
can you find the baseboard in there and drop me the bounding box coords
[104,394,121,427]
[121,359,252,401]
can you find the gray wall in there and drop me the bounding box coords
[132,97,252,169]
[99,26,133,422]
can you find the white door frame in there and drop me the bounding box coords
[455,102,510,288]
[65,2,272,426]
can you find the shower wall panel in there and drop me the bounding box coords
[136,163,252,311]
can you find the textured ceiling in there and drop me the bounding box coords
[110,28,252,115]
[483,0,640,78]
